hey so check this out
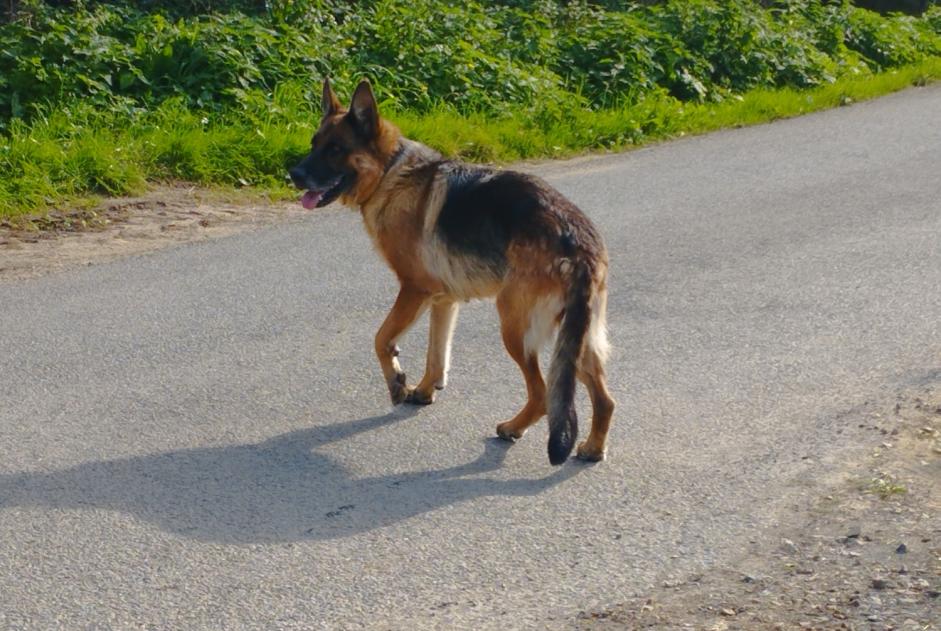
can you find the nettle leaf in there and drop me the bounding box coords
[0,0,937,124]
[118,71,135,91]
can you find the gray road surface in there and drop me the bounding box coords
[1,86,939,629]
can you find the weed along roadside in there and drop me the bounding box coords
[1,1,940,220]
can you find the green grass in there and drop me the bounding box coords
[2,1,940,220]
[2,57,938,221]
[866,473,909,499]
[399,56,941,160]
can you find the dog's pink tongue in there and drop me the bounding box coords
[300,190,323,210]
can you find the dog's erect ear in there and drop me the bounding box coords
[348,80,379,138]
[322,78,341,118]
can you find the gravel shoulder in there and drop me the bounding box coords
[576,388,941,630]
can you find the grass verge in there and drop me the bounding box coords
[2,57,939,221]
[396,57,941,160]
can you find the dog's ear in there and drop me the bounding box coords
[322,78,341,118]
[348,80,379,138]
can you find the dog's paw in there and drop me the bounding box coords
[575,440,606,462]
[388,372,408,405]
[404,387,435,405]
[496,421,525,443]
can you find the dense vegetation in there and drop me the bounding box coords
[1,0,940,217]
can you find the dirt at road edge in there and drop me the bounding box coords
[0,187,312,281]
[576,388,941,630]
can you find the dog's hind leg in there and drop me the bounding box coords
[575,288,615,461]
[375,286,430,405]
[410,299,459,404]
[494,288,558,442]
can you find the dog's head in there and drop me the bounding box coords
[288,79,400,209]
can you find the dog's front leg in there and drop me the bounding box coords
[375,286,429,404]
[411,300,459,403]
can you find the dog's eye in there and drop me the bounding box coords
[327,143,343,156]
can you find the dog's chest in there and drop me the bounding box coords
[360,205,442,289]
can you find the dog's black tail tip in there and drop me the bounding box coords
[547,435,574,466]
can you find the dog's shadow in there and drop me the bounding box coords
[0,409,580,543]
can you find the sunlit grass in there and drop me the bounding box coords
[2,57,939,220]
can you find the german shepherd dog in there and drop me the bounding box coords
[289,79,614,464]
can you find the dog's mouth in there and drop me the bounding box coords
[299,175,348,210]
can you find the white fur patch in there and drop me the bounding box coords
[523,295,564,357]
[420,236,500,300]
[585,291,611,363]
[431,302,459,389]
[422,174,449,236]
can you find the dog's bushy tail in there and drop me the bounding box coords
[546,260,593,465]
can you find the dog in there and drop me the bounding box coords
[289,79,615,464]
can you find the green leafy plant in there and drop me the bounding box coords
[0,0,939,218]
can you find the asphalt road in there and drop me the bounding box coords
[1,85,939,630]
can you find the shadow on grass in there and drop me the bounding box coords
[0,408,581,543]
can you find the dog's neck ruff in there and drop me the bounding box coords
[384,142,407,175]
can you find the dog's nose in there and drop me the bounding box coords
[288,166,306,188]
